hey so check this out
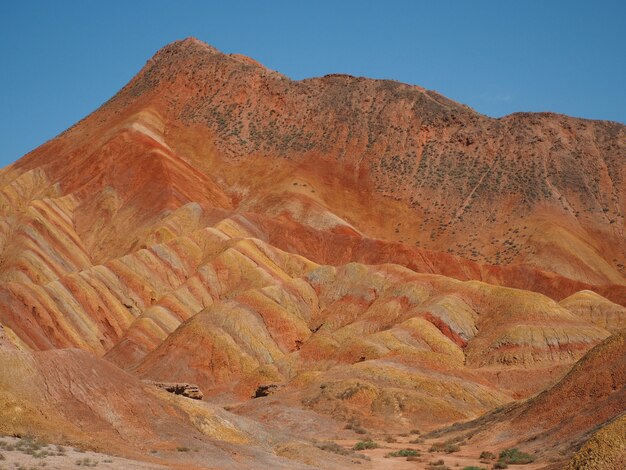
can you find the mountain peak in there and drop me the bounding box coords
[162,36,221,54]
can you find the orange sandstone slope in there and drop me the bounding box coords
[0,324,351,469]
[431,328,626,467]
[6,37,626,287]
[0,37,625,468]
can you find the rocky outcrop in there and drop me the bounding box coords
[144,380,204,400]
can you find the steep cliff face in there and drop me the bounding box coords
[0,38,624,468]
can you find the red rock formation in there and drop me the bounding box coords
[0,38,624,468]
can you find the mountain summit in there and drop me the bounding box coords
[0,38,624,469]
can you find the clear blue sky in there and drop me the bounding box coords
[1,0,625,167]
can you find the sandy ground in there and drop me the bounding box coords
[0,432,554,469]
[333,434,549,470]
[0,436,168,470]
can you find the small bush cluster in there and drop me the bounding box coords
[344,419,367,435]
[315,441,370,461]
[498,448,534,465]
[316,441,349,456]
[386,448,420,458]
[426,459,450,470]
[352,440,378,451]
[76,457,99,467]
[0,436,67,459]
[429,440,460,453]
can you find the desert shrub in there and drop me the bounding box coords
[384,435,397,443]
[76,458,99,467]
[426,460,450,470]
[498,448,534,464]
[479,451,495,459]
[462,467,486,470]
[493,462,508,469]
[344,419,367,434]
[176,446,190,452]
[352,440,378,451]
[429,441,460,453]
[316,441,349,456]
[386,448,420,458]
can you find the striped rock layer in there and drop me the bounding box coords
[0,38,625,468]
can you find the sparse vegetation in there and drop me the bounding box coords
[352,440,378,451]
[429,440,460,453]
[315,441,370,460]
[386,448,420,458]
[426,459,450,470]
[75,457,99,467]
[176,446,190,452]
[498,448,534,465]
[344,419,367,434]
[316,441,349,456]
[479,451,495,460]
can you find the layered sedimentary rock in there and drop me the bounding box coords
[0,38,624,468]
[432,329,626,466]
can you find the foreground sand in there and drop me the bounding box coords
[0,436,168,470]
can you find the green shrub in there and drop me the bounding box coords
[498,448,534,464]
[386,448,420,458]
[479,451,495,459]
[352,440,378,451]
